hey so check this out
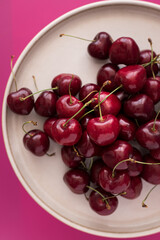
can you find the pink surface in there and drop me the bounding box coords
[1,0,160,239]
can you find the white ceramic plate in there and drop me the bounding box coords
[2,0,160,238]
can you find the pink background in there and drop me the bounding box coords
[1,0,160,239]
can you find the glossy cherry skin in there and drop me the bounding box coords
[141,155,160,184]
[97,63,119,92]
[63,168,90,194]
[51,73,82,96]
[122,176,142,199]
[90,91,121,117]
[127,148,143,177]
[109,37,140,65]
[114,90,129,101]
[51,118,82,146]
[7,88,34,115]
[99,166,130,194]
[61,146,85,168]
[79,113,94,131]
[102,140,133,170]
[89,187,118,215]
[79,83,100,104]
[56,95,85,120]
[139,50,159,77]
[123,94,154,123]
[150,148,160,161]
[34,91,57,117]
[23,129,50,156]
[76,130,100,158]
[117,114,137,141]
[141,77,160,104]
[136,120,160,150]
[90,159,105,184]
[87,114,120,146]
[115,65,146,94]
[88,32,112,59]
[43,117,57,140]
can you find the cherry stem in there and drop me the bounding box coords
[142,54,160,68]
[142,185,158,208]
[103,191,126,201]
[69,75,74,104]
[46,152,56,157]
[86,185,111,210]
[73,145,84,158]
[88,158,94,171]
[11,56,18,91]
[148,38,155,79]
[79,90,98,103]
[22,120,37,134]
[32,75,39,91]
[151,110,160,132]
[112,158,160,178]
[19,87,58,101]
[59,34,94,42]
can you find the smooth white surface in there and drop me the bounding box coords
[2,0,160,238]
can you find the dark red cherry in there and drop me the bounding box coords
[141,155,160,184]
[122,176,142,199]
[89,187,118,215]
[97,63,119,92]
[90,91,121,117]
[99,166,130,194]
[127,148,143,177]
[34,91,57,117]
[90,159,105,184]
[88,32,112,60]
[63,168,90,194]
[23,129,50,156]
[150,148,160,161]
[139,50,159,77]
[51,73,82,96]
[117,114,137,141]
[7,88,34,115]
[79,83,100,104]
[51,118,82,146]
[123,94,154,123]
[114,90,129,101]
[79,113,94,130]
[136,120,160,150]
[87,114,120,146]
[61,146,85,168]
[43,117,57,140]
[102,140,133,170]
[115,65,146,94]
[56,95,85,120]
[141,77,160,104]
[109,37,140,65]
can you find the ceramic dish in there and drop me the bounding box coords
[2,0,160,238]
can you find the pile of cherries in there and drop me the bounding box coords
[7,32,160,216]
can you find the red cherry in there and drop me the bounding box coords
[90,159,105,184]
[122,176,142,199]
[79,83,100,104]
[141,77,160,104]
[127,148,143,177]
[150,148,160,161]
[43,117,57,140]
[61,146,85,168]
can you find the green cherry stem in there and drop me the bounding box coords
[142,185,158,208]
[22,120,37,134]
[151,110,160,132]
[11,55,18,91]
[142,54,160,68]
[69,75,74,104]
[32,75,39,91]
[148,38,155,79]
[59,34,94,42]
[79,90,98,103]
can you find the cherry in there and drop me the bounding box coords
[23,129,50,156]
[90,91,121,117]
[51,118,82,146]
[115,65,146,94]
[127,148,143,177]
[136,119,160,150]
[150,148,160,161]
[79,83,100,104]
[87,114,120,146]
[117,114,137,141]
[79,113,94,130]
[87,32,112,59]
[56,95,85,120]
[139,49,159,77]
[123,94,154,123]
[34,91,57,117]
[99,166,130,194]
[97,63,119,92]
[114,90,129,101]
[89,187,118,215]
[51,73,82,96]
[109,37,140,65]
[141,77,160,104]
[102,140,133,170]
[63,168,90,194]
[43,117,57,140]
[61,146,85,168]
[141,155,160,184]
[7,88,34,115]
[121,176,142,199]
[90,159,105,184]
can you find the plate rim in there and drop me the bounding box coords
[2,0,160,238]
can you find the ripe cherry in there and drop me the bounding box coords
[90,159,105,184]
[79,83,100,104]
[150,148,160,161]
[141,77,160,104]
[127,148,143,177]
[122,176,142,199]
[43,117,57,140]
[61,146,85,168]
